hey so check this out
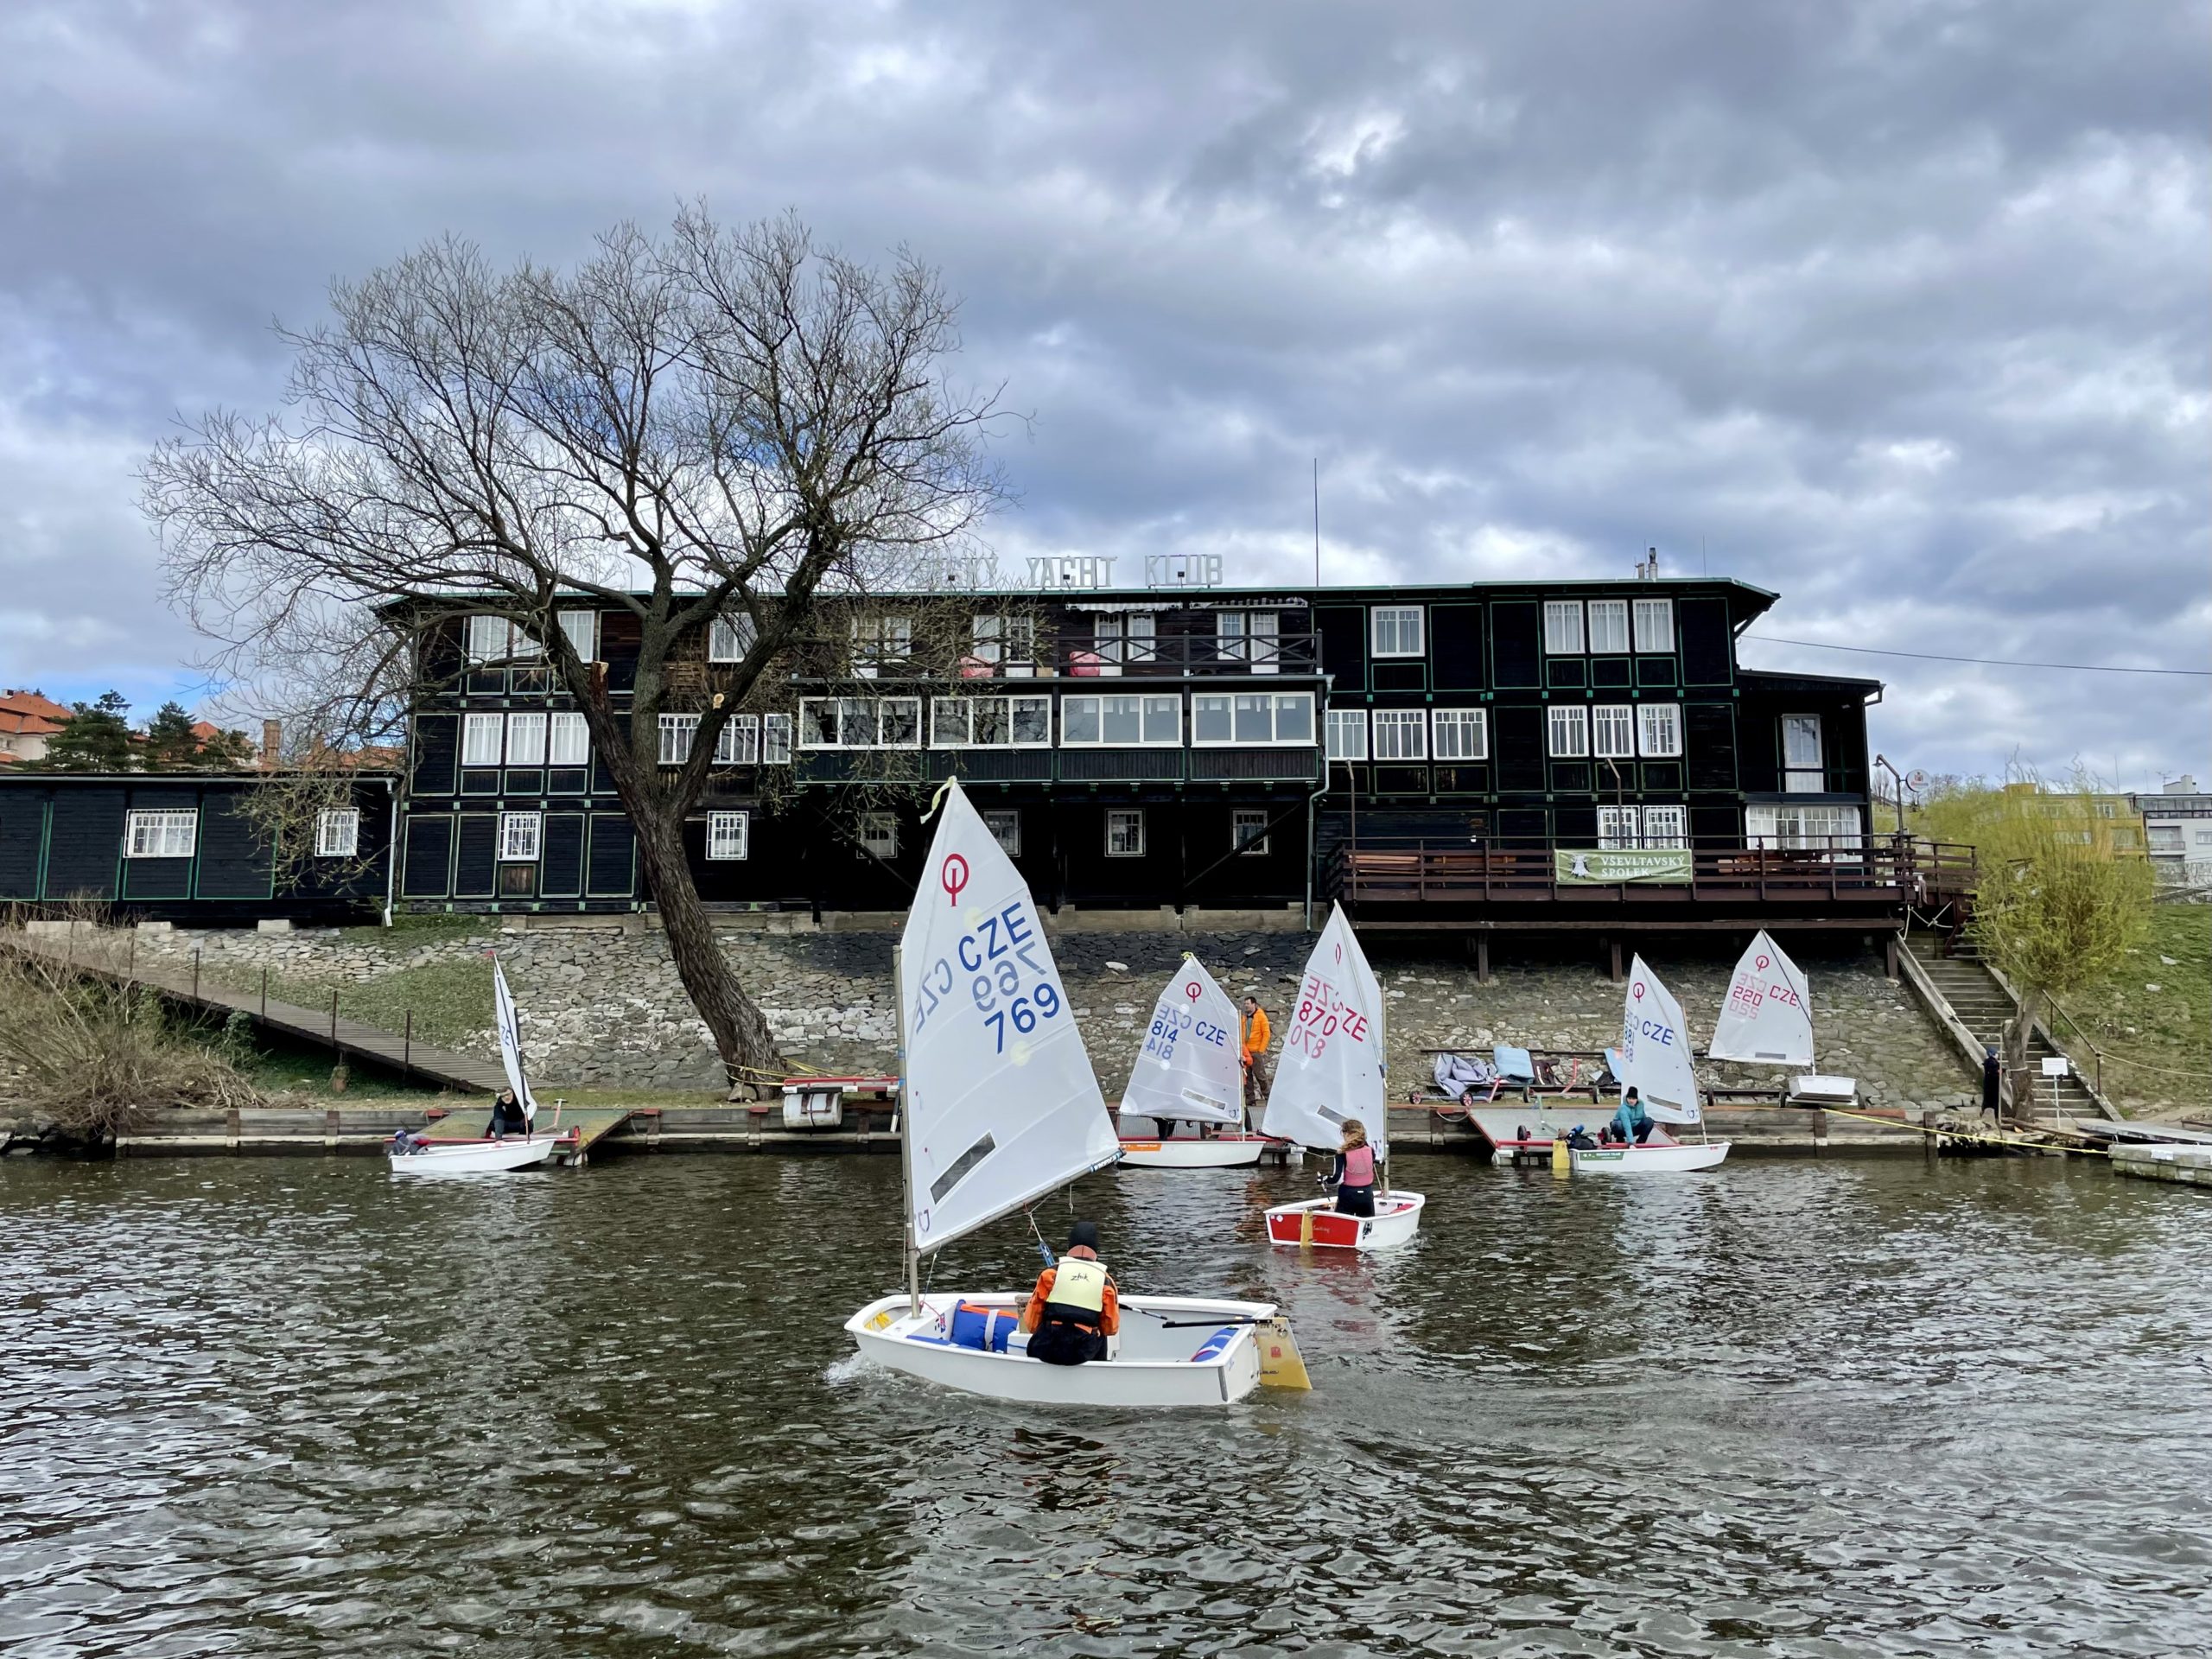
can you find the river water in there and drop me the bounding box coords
[2,1152,2206,1657]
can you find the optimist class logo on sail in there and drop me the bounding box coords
[1628,980,1680,1051]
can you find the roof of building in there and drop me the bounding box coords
[1735,666,1885,697]
[0,690,70,737]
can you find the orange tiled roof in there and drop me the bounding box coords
[0,690,69,737]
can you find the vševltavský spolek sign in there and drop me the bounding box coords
[1553,849,1693,885]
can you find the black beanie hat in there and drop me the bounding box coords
[1067,1219,1101,1251]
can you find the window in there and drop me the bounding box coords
[549,712,589,766]
[1632,597,1674,653]
[1370,606,1424,658]
[1191,692,1314,746]
[1094,613,1156,670]
[709,613,758,663]
[1642,805,1687,849]
[1325,708,1368,761]
[1782,715,1823,792]
[971,615,1037,677]
[762,714,793,766]
[1371,709,1427,760]
[1431,708,1488,761]
[1543,601,1585,655]
[1232,808,1270,856]
[499,811,542,861]
[1548,705,1589,758]
[1059,694,1179,747]
[715,714,759,766]
[983,809,1021,857]
[658,713,700,765]
[1595,804,1686,849]
[505,711,548,767]
[1637,702,1683,759]
[124,809,198,859]
[798,697,922,749]
[466,614,539,664]
[1105,808,1146,857]
[858,812,899,859]
[1217,611,1280,672]
[1587,600,1630,654]
[462,713,505,767]
[1597,805,1640,849]
[1747,803,1860,853]
[850,615,912,677]
[1592,704,1636,759]
[931,696,1054,748]
[556,608,598,662]
[706,810,748,861]
[315,809,360,858]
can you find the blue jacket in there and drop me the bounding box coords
[1612,1097,1651,1141]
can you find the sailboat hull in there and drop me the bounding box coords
[1570,1140,1731,1174]
[1264,1192,1425,1250]
[846,1293,1277,1408]
[388,1136,561,1177]
[1117,1134,1279,1169]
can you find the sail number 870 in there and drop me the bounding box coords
[974,965,1061,1053]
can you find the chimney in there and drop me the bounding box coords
[261,719,282,767]
[1646,546,1660,579]
[2169,775,2199,794]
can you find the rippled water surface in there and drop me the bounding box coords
[3,1151,2208,1656]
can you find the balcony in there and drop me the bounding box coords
[794,743,1319,789]
[797,629,1324,684]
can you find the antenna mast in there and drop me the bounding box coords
[1313,457,1320,586]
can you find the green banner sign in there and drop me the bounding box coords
[1554,849,1694,885]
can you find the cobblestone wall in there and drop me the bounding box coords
[134,921,1975,1113]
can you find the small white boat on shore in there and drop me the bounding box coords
[389,957,567,1179]
[1568,1135,1729,1176]
[1577,956,1731,1175]
[1116,957,1285,1170]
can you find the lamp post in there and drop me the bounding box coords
[1874,753,1908,837]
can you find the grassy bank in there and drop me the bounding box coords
[2052,902,2210,1118]
[202,953,496,1051]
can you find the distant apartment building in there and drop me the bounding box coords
[0,690,69,767]
[2133,776,2212,890]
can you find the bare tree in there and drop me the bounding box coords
[144,207,1007,1086]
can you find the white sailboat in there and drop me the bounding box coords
[1260,904,1425,1248]
[1711,931,1856,1103]
[844,779,1301,1407]
[389,957,567,1177]
[1117,956,1281,1169]
[1572,956,1731,1175]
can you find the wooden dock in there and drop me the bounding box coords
[3,930,509,1095]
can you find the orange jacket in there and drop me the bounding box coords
[1242,1006,1271,1062]
[1021,1261,1121,1335]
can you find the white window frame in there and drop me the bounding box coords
[930,696,1055,749]
[1641,804,1688,849]
[315,808,360,858]
[1747,803,1861,854]
[797,696,923,750]
[1597,804,1640,850]
[1231,808,1271,856]
[658,712,700,766]
[1093,613,1156,672]
[1370,606,1424,658]
[1543,601,1586,656]
[1633,597,1674,653]
[504,711,548,768]
[971,614,1037,677]
[1105,808,1147,858]
[1430,708,1489,761]
[1325,708,1369,762]
[548,711,590,767]
[1782,715,1824,793]
[1370,709,1427,761]
[706,810,749,861]
[715,713,760,766]
[124,808,198,859]
[857,812,899,859]
[1190,692,1315,747]
[466,614,540,664]
[762,713,793,766]
[1217,611,1281,673]
[1587,599,1630,655]
[498,810,542,862]
[1548,705,1590,758]
[461,712,505,768]
[1637,702,1683,759]
[1058,694,1180,748]
[556,608,598,663]
[983,809,1021,858]
[1592,704,1636,760]
[709,613,758,664]
[849,614,912,678]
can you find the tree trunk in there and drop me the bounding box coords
[2001,983,2044,1123]
[632,801,785,1094]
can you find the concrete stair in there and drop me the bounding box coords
[1904,937,2105,1120]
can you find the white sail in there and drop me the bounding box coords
[492,957,537,1121]
[899,779,1119,1255]
[1260,904,1389,1160]
[1709,931,1816,1068]
[1619,956,1702,1124]
[1122,957,1244,1128]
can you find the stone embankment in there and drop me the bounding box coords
[132,919,1975,1113]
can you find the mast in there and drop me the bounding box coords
[1378,979,1389,1199]
[894,942,918,1314]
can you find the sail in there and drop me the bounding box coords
[492,957,537,1121]
[899,779,1119,1255]
[1261,904,1389,1159]
[1619,956,1702,1124]
[1122,957,1244,1128]
[1709,931,1816,1068]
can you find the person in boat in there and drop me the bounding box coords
[1325,1119,1377,1217]
[389,1126,428,1155]
[1240,995,1273,1112]
[1019,1220,1121,1367]
[485,1088,531,1140]
[1611,1087,1656,1146]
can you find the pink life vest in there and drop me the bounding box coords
[1342,1145,1375,1186]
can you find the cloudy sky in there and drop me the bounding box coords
[3,0,2206,785]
